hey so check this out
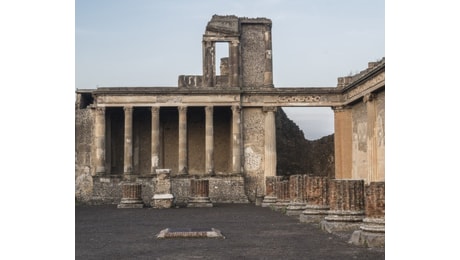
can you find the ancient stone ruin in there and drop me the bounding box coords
[75,15,385,247]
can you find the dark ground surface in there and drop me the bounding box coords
[76,204,384,260]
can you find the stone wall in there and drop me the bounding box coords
[241,24,266,89]
[75,108,94,202]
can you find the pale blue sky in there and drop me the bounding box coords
[76,0,384,140]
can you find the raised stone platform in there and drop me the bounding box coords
[156,228,225,239]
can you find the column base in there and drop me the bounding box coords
[151,194,174,209]
[187,196,213,207]
[349,218,385,248]
[261,196,277,207]
[271,200,290,212]
[286,202,307,216]
[320,210,365,233]
[299,205,329,223]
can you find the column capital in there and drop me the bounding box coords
[363,93,376,103]
[151,106,160,113]
[123,106,133,112]
[205,106,213,113]
[262,106,277,113]
[95,106,106,114]
[178,106,187,112]
[331,105,351,112]
[231,105,241,113]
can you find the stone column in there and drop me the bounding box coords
[263,107,277,181]
[286,175,306,216]
[202,41,215,88]
[117,183,144,208]
[300,176,330,223]
[205,106,214,175]
[350,182,385,247]
[151,106,160,173]
[229,40,239,88]
[151,169,174,209]
[261,176,278,207]
[320,179,365,233]
[364,93,378,183]
[94,107,106,174]
[332,106,352,179]
[231,105,241,174]
[187,179,213,207]
[263,24,273,87]
[123,106,133,177]
[178,106,188,174]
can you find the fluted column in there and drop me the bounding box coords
[332,106,352,179]
[94,107,106,174]
[231,105,241,174]
[151,106,160,173]
[187,179,213,207]
[178,106,188,174]
[205,106,214,175]
[263,107,277,179]
[123,106,133,176]
[117,183,144,208]
[261,176,278,207]
[286,175,307,216]
[364,93,378,183]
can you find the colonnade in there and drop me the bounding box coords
[93,105,246,176]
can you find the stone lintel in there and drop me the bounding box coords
[153,194,174,199]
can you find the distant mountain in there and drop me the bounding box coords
[276,108,334,177]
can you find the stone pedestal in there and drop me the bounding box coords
[117,183,144,208]
[320,179,364,232]
[350,182,385,247]
[286,175,306,216]
[261,176,280,207]
[187,179,213,207]
[300,176,329,223]
[273,180,290,212]
[151,169,174,209]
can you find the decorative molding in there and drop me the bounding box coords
[277,95,321,103]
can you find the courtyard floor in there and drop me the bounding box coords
[76,203,384,260]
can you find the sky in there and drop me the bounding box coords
[75,0,384,140]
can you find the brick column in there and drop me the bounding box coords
[273,179,290,211]
[117,183,144,208]
[151,106,160,173]
[94,107,106,174]
[178,106,188,174]
[350,181,385,247]
[261,176,278,207]
[231,105,241,174]
[286,175,306,216]
[187,179,213,207]
[320,179,365,233]
[332,106,352,179]
[300,176,330,223]
[205,106,214,175]
[263,107,277,181]
[123,106,133,177]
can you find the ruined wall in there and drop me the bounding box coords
[376,91,385,181]
[162,108,179,173]
[75,108,94,202]
[188,107,205,175]
[133,108,151,175]
[242,108,265,201]
[241,24,266,89]
[214,107,231,174]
